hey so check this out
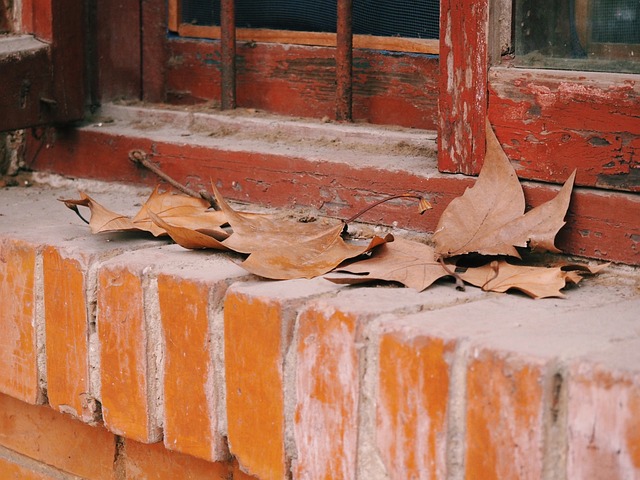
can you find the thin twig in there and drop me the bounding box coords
[438,257,466,291]
[128,149,220,210]
[343,193,431,225]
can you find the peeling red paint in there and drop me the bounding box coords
[489,68,640,192]
[165,38,438,129]
[438,0,489,175]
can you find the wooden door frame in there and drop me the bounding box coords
[0,0,85,132]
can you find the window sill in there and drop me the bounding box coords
[27,102,640,265]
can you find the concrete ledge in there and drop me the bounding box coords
[27,103,640,265]
[0,178,639,479]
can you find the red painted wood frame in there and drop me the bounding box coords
[438,0,639,192]
[0,0,84,132]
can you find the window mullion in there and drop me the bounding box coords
[220,0,236,110]
[336,0,353,121]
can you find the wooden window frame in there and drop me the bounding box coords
[438,0,639,193]
[168,0,440,55]
[165,0,638,191]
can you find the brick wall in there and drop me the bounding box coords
[1,183,639,479]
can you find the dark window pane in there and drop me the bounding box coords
[514,0,640,73]
[181,0,440,39]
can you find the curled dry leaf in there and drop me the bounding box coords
[326,237,451,291]
[61,187,228,237]
[208,184,393,279]
[458,260,584,299]
[433,120,576,258]
[242,230,393,280]
[147,211,229,250]
[62,192,138,234]
[132,186,227,237]
[211,183,344,254]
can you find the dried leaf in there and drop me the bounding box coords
[147,211,229,250]
[458,260,579,299]
[560,261,610,274]
[131,186,228,237]
[206,184,392,279]
[211,183,345,253]
[326,238,450,291]
[495,170,575,254]
[62,192,138,234]
[241,230,393,280]
[61,188,228,237]
[433,120,525,257]
[434,120,576,258]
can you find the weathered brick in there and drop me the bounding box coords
[42,246,95,422]
[464,350,545,480]
[0,456,56,480]
[157,254,247,463]
[98,261,160,442]
[376,330,454,480]
[224,279,339,480]
[158,275,214,460]
[294,304,359,480]
[0,238,41,404]
[567,361,640,479]
[293,286,470,480]
[0,393,116,480]
[122,439,234,480]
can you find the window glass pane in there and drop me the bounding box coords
[514,0,639,73]
[181,0,440,39]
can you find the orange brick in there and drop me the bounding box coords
[0,238,41,404]
[224,291,289,480]
[294,305,359,480]
[377,331,454,480]
[157,274,224,461]
[224,280,339,480]
[122,439,231,480]
[567,363,640,479]
[464,350,545,480]
[0,456,56,480]
[42,246,96,422]
[98,263,160,442]
[0,393,117,480]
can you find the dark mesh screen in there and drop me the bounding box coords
[591,0,640,44]
[181,0,440,39]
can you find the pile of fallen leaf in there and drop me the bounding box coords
[61,121,607,299]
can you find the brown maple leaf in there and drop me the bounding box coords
[208,184,393,279]
[433,120,576,258]
[131,186,227,237]
[326,237,451,291]
[62,192,139,234]
[241,229,393,280]
[458,260,583,299]
[147,211,229,250]
[61,188,228,237]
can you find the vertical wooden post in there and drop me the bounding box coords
[336,0,353,121]
[438,0,490,175]
[220,0,236,110]
[141,0,168,102]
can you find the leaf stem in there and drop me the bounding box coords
[63,202,90,225]
[128,149,220,210]
[343,193,431,225]
[438,257,466,291]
